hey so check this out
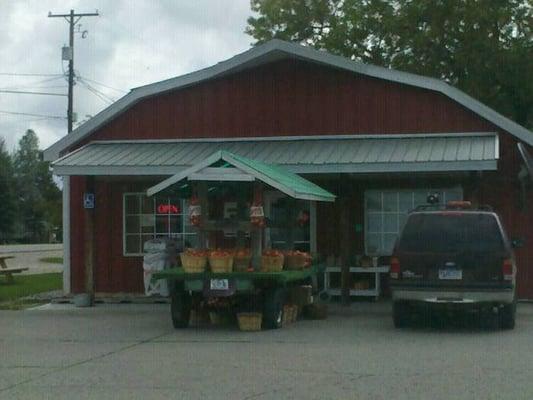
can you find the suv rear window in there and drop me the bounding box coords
[398,213,505,253]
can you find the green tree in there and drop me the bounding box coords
[13,129,61,243]
[0,138,16,242]
[247,0,533,128]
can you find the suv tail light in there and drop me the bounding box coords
[503,259,513,281]
[390,257,400,279]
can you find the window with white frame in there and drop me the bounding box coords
[123,193,197,256]
[364,188,463,256]
[264,192,315,253]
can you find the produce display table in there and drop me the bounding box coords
[153,265,320,330]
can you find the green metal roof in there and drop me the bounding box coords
[147,150,336,202]
[51,133,499,176]
[226,152,335,202]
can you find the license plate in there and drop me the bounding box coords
[210,279,229,290]
[438,269,462,280]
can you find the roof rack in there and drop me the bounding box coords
[412,202,494,213]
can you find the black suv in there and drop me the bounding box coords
[390,201,516,329]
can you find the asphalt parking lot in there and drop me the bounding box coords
[1,301,532,400]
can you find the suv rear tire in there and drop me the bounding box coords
[392,301,409,328]
[500,302,516,330]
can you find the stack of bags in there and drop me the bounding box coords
[142,238,178,296]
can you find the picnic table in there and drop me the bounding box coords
[0,254,29,283]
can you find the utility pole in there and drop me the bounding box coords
[48,9,99,133]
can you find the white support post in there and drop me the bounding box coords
[62,176,71,295]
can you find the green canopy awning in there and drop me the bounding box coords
[147,150,335,202]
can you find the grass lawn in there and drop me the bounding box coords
[39,257,63,264]
[0,273,62,309]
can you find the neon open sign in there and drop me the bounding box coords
[157,204,180,214]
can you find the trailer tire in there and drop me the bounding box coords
[263,288,287,329]
[171,288,191,329]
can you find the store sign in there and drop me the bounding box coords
[157,204,180,214]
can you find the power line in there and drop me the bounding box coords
[78,80,113,105]
[78,78,115,103]
[2,117,65,125]
[77,76,127,93]
[0,72,63,77]
[80,85,111,104]
[0,90,67,97]
[0,76,65,91]
[22,85,68,89]
[86,83,115,102]
[89,86,115,103]
[2,117,56,122]
[0,110,66,120]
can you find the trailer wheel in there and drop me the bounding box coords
[171,287,191,329]
[263,288,286,329]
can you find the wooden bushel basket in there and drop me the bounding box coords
[285,254,309,270]
[260,255,284,272]
[233,255,252,272]
[180,253,207,273]
[282,304,299,326]
[209,255,234,273]
[237,312,262,331]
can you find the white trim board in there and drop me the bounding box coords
[62,176,71,294]
[52,159,498,177]
[43,40,533,161]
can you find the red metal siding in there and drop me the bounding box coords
[70,178,146,294]
[474,138,533,299]
[72,59,494,150]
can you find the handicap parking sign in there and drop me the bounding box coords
[84,193,95,209]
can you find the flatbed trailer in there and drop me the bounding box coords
[153,266,320,329]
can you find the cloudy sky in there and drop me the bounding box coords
[0,0,253,151]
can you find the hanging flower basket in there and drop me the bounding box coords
[189,197,202,226]
[250,203,265,228]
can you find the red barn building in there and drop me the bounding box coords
[44,40,533,299]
